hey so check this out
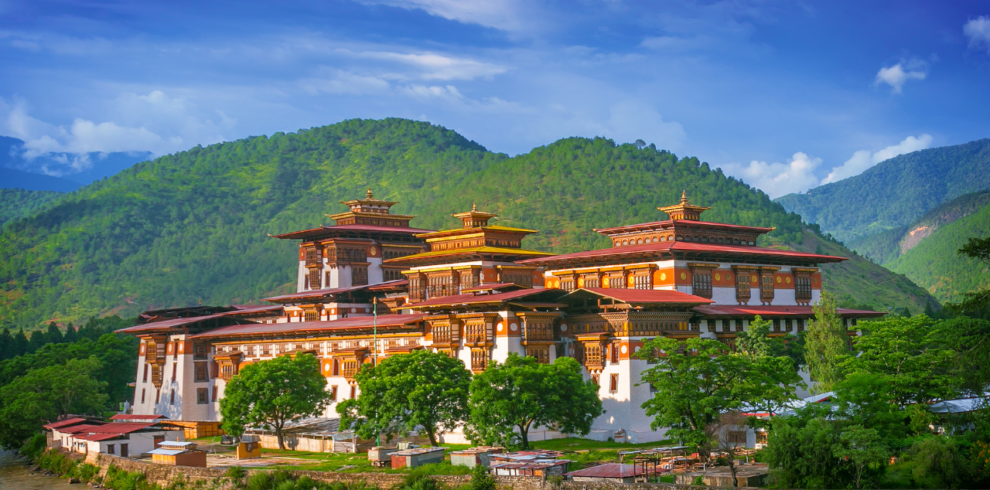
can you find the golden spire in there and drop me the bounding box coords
[658,190,710,221]
[472,201,477,212]
[366,187,374,199]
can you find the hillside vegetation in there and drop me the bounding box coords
[885,198,990,303]
[0,119,936,329]
[0,189,64,226]
[776,138,990,244]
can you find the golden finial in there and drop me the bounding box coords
[472,201,477,212]
[366,188,374,199]
[681,190,688,204]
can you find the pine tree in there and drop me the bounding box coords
[0,328,11,361]
[63,323,78,343]
[12,328,29,357]
[805,291,849,394]
[27,329,47,354]
[45,322,63,344]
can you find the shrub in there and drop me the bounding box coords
[20,433,47,459]
[226,465,248,480]
[469,465,495,490]
[394,468,443,490]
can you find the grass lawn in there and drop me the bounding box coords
[530,437,679,470]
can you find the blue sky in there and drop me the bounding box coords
[2,0,989,198]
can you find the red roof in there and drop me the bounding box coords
[116,306,282,334]
[568,288,713,305]
[367,279,409,291]
[693,305,885,317]
[595,220,775,235]
[188,313,428,339]
[109,414,167,421]
[461,283,527,293]
[404,289,563,310]
[43,418,89,430]
[567,463,646,478]
[263,284,376,303]
[59,424,106,434]
[273,224,433,239]
[518,241,846,265]
[88,422,156,433]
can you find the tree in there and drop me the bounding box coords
[467,354,602,449]
[764,405,852,490]
[337,349,471,446]
[805,291,849,393]
[62,323,78,344]
[711,411,749,487]
[639,337,754,462]
[911,436,970,490]
[12,328,28,357]
[0,328,10,361]
[847,315,958,406]
[0,357,108,449]
[735,317,805,416]
[960,236,990,264]
[45,322,63,344]
[832,425,889,490]
[27,329,46,354]
[219,353,330,450]
[736,315,775,357]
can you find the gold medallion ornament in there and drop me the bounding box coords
[680,272,687,280]
[628,276,636,286]
[603,277,610,287]
[751,274,758,283]
[714,273,721,281]
[776,276,782,283]
[369,246,378,257]
[786,277,792,284]
[578,278,585,287]
[660,273,667,281]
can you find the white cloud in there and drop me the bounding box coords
[601,100,686,152]
[822,133,932,184]
[874,59,928,94]
[298,70,392,95]
[344,50,508,81]
[964,16,990,53]
[396,84,464,101]
[720,134,934,198]
[1,91,235,164]
[356,0,530,32]
[724,152,823,199]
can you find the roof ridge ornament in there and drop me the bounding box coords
[658,190,710,221]
[367,187,374,199]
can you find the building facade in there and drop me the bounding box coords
[120,191,883,444]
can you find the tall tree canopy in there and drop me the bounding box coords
[467,354,603,449]
[337,349,472,446]
[805,292,849,394]
[220,353,330,450]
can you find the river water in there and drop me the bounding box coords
[0,449,78,490]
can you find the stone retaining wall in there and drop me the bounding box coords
[83,452,757,490]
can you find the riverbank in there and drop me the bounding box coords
[0,449,79,490]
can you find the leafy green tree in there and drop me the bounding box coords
[911,436,970,490]
[734,317,805,416]
[947,235,990,320]
[12,328,28,357]
[467,354,602,449]
[220,353,330,450]
[470,462,496,490]
[639,338,756,462]
[0,357,108,449]
[832,425,889,490]
[26,329,46,353]
[847,315,959,405]
[736,315,775,357]
[805,291,849,393]
[63,323,78,343]
[764,407,850,489]
[337,349,471,446]
[0,328,10,361]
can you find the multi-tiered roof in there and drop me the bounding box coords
[272,188,432,242]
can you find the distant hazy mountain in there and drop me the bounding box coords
[0,135,151,190]
[776,138,990,244]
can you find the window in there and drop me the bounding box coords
[156,389,161,404]
[332,359,340,376]
[326,271,332,287]
[212,387,217,402]
[583,275,600,288]
[526,347,549,364]
[633,274,651,290]
[197,388,208,404]
[609,373,619,394]
[735,271,752,303]
[692,270,712,299]
[171,362,177,382]
[350,385,357,399]
[304,274,310,289]
[760,274,775,303]
[309,269,321,290]
[352,266,368,286]
[304,310,319,322]
[193,343,208,360]
[141,389,146,404]
[173,341,178,360]
[169,389,176,405]
[560,277,575,291]
[330,385,339,402]
[610,343,619,363]
[107,444,114,455]
[795,276,812,302]
[194,363,208,382]
[143,364,148,383]
[591,374,600,387]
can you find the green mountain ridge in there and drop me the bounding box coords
[0,188,64,226]
[0,118,937,330]
[884,196,990,303]
[850,189,990,265]
[776,138,990,244]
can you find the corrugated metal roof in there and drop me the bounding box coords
[43,418,88,430]
[189,313,427,339]
[567,463,644,478]
[565,288,713,305]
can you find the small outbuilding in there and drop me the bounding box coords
[675,465,769,487]
[390,447,445,469]
[149,441,208,467]
[450,447,505,468]
[567,463,646,484]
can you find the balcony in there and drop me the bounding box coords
[523,324,554,343]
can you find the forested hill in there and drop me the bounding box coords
[775,138,990,244]
[0,118,936,329]
[0,188,64,226]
